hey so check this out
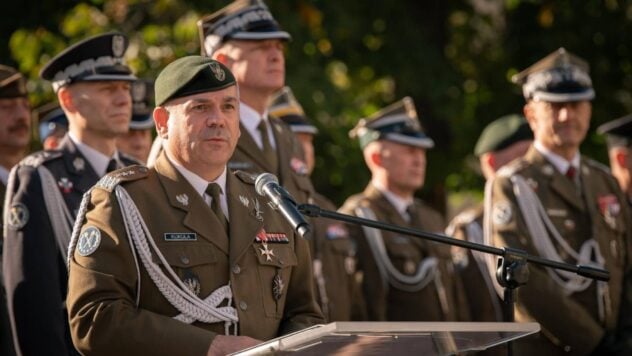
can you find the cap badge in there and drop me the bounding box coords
[112,35,125,58]
[132,81,146,102]
[209,62,225,81]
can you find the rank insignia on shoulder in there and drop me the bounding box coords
[77,226,101,256]
[290,157,308,175]
[492,201,513,226]
[164,233,197,241]
[255,229,288,244]
[7,203,29,230]
[326,224,349,240]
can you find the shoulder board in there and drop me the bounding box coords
[583,157,611,175]
[496,158,528,178]
[234,170,257,184]
[19,150,63,168]
[95,165,149,192]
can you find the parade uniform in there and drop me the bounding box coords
[488,146,631,354]
[66,153,323,356]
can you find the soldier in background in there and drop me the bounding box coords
[446,115,532,329]
[35,103,68,150]
[487,48,632,355]
[0,63,30,356]
[340,97,460,322]
[269,86,365,321]
[598,114,632,208]
[198,0,314,205]
[117,80,155,164]
[3,32,138,356]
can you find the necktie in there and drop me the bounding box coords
[106,158,118,173]
[406,204,418,227]
[258,120,279,174]
[565,166,576,180]
[206,183,229,233]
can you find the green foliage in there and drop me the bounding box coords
[3,0,632,212]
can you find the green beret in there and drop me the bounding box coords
[474,114,533,156]
[155,56,236,106]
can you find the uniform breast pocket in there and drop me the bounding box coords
[253,244,298,318]
[155,244,219,298]
[385,237,422,275]
[327,238,357,275]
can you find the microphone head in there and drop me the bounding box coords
[255,172,279,196]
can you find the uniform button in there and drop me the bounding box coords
[180,256,190,265]
[232,265,241,274]
[239,301,248,310]
[564,345,571,352]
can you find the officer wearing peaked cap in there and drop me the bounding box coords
[487,48,632,355]
[116,79,155,163]
[0,64,30,356]
[198,1,315,217]
[66,56,323,356]
[598,114,632,208]
[2,32,140,356]
[36,102,68,150]
[269,87,366,322]
[339,97,463,322]
[446,115,532,337]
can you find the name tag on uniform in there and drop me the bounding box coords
[164,233,197,241]
[228,161,253,170]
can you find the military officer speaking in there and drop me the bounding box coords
[340,97,461,322]
[66,56,324,356]
[487,48,632,355]
[2,33,138,356]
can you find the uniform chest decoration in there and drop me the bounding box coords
[290,157,308,175]
[78,226,101,256]
[255,229,289,243]
[73,157,85,171]
[176,194,189,207]
[326,223,349,240]
[598,194,621,229]
[57,177,73,194]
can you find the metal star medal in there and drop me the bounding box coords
[259,242,275,262]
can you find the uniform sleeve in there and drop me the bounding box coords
[489,175,604,351]
[66,188,214,356]
[277,231,325,335]
[2,165,72,355]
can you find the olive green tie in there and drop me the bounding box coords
[258,119,278,174]
[206,183,228,233]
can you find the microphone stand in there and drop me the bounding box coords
[297,203,609,356]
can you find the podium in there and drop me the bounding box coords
[232,322,540,355]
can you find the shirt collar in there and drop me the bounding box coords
[240,101,268,134]
[165,150,227,200]
[534,141,580,174]
[69,132,119,176]
[0,164,9,185]
[372,180,414,221]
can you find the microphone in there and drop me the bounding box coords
[255,173,311,238]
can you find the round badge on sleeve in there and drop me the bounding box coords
[77,226,101,256]
[7,203,29,230]
[492,201,513,226]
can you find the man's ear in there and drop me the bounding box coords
[57,87,75,113]
[615,149,629,169]
[484,152,496,171]
[154,106,170,139]
[215,53,231,66]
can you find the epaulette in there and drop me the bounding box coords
[496,158,528,178]
[19,150,63,168]
[95,165,149,192]
[234,170,257,184]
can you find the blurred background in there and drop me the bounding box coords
[1,0,631,217]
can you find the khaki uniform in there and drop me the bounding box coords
[339,184,460,321]
[489,146,632,355]
[229,119,362,321]
[67,153,324,356]
[447,204,503,323]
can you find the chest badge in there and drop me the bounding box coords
[58,177,74,194]
[273,271,284,300]
[73,157,85,172]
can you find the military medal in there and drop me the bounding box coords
[598,194,620,229]
[272,270,284,300]
[183,269,201,296]
[58,177,73,194]
[259,243,275,262]
[290,157,308,175]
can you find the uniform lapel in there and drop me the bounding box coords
[59,136,100,194]
[235,122,273,173]
[226,172,263,263]
[526,147,586,212]
[364,185,409,227]
[154,153,229,255]
[271,119,290,182]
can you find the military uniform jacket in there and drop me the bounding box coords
[447,204,503,323]
[489,146,632,355]
[1,179,16,356]
[310,192,365,321]
[339,184,460,321]
[2,135,138,356]
[66,152,324,356]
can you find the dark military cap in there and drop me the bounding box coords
[474,114,533,156]
[597,114,632,148]
[269,86,318,135]
[155,56,236,106]
[0,64,27,98]
[35,102,68,143]
[198,0,291,56]
[512,48,594,103]
[349,97,434,149]
[40,32,136,92]
[130,79,155,130]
